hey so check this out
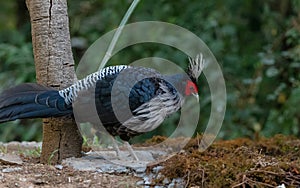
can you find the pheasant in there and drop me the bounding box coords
[0,54,204,160]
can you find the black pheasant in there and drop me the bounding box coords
[0,54,204,157]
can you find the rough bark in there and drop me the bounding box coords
[26,0,82,164]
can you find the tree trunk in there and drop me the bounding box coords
[26,0,82,164]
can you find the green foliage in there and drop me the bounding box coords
[0,0,299,142]
[0,37,40,142]
[19,147,41,158]
[0,1,38,142]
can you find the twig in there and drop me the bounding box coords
[247,169,285,176]
[231,175,248,188]
[232,173,276,188]
[245,177,275,187]
[184,170,191,188]
[201,168,205,187]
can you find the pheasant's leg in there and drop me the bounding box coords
[125,141,139,161]
[110,135,121,157]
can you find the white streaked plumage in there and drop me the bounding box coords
[58,65,128,105]
[121,82,182,133]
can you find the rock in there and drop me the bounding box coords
[0,153,23,165]
[55,164,63,170]
[276,184,286,188]
[152,166,164,173]
[174,178,183,183]
[168,182,175,188]
[2,167,22,173]
[143,176,152,185]
[134,166,147,174]
[163,177,170,184]
[62,150,154,174]
[136,180,144,186]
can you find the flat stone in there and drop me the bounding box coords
[0,153,23,165]
[2,167,22,173]
[55,164,63,170]
[62,149,166,174]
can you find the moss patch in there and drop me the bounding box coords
[149,134,300,187]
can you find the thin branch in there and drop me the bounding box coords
[98,0,140,71]
[184,170,191,188]
[201,168,205,187]
[247,170,285,176]
[231,175,248,188]
[246,177,275,187]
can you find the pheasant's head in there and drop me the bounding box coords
[184,79,198,98]
[184,54,205,100]
[163,54,204,100]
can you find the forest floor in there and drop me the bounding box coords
[0,134,299,188]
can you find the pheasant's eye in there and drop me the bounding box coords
[190,86,195,91]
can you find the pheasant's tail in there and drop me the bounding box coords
[0,83,72,123]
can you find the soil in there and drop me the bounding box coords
[0,134,299,188]
[0,163,139,188]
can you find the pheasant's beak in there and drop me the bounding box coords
[192,93,199,102]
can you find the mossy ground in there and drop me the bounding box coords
[147,134,300,187]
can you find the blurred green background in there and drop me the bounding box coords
[0,0,299,142]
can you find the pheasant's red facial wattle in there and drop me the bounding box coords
[185,80,198,96]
